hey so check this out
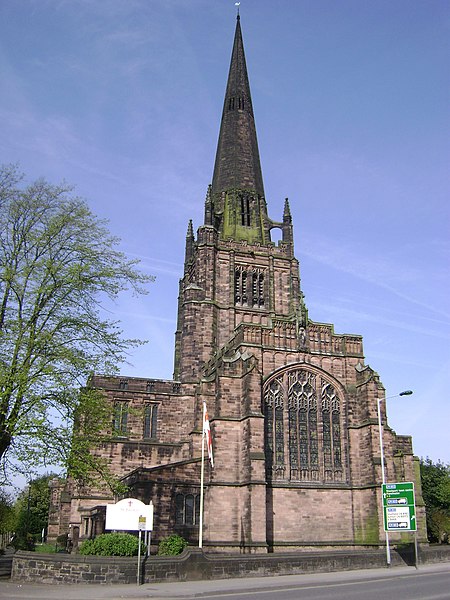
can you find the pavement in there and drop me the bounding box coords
[1,563,449,600]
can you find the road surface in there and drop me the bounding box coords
[0,563,449,600]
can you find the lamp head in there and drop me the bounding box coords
[399,390,413,396]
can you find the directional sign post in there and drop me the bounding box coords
[382,482,416,532]
[382,481,419,569]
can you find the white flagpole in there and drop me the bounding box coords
[199,401,205,549]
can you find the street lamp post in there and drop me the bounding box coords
[377,390,413,567]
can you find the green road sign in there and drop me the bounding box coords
[382,482,417,532]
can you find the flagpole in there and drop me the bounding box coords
[199,401,205,549]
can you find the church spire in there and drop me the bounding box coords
[211,15,264,198]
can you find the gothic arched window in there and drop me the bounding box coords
[264,368,344,483]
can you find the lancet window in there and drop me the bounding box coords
[264,368,344,483]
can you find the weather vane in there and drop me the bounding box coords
[235,2,240,17]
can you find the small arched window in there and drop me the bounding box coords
[175,493,200,526]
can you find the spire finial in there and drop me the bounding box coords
[235,2,240,18]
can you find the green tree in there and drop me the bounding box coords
[420,458,450,543]
[0,489,16,538]
[0,164,152,486]
[12,474,55,550]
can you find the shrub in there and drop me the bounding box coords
[11,533,35,551]
[79,533,145,556]
[157,534,188,556]
[78,539,96,555]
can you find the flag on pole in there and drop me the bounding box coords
[203,401,214,467]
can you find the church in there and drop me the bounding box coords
[49,15,425,553]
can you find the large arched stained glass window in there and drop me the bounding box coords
[264,368,344,483]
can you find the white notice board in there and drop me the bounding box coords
[105,498,153,532]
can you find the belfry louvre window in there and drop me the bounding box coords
[264,369,344,483]
[252,271,265,307]
[240,193,251,226]
[227,95,248,111]
[235,267,265,307]
[113,401,128,436]
[143,403,158,439]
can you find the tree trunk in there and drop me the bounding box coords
[0,429,12,463]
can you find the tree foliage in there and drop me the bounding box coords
[0,164,152,485]
[0,489,16,535]
[420,457,450,543]
[12,474,55,550]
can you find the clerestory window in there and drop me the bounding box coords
[113,401,129,436]
[143,403,158,439]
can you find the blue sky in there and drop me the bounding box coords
[1,0,449,466]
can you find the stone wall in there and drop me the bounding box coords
[12,552,141,584]
[11,545,450,585]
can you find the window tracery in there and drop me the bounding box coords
[264,369,344,483]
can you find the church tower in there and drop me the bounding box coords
[56,14,425,554]
[172,15,424,551]
[174,15,305,384]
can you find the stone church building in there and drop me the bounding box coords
[50,16,425,552]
